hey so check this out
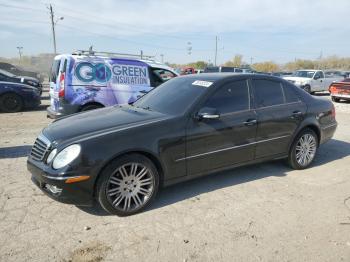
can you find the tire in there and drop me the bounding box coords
[288,128,318,170]
[0,93,24,113]
[96,154,160,216]
[80,104,103,112]
[331,97,340,103]
[303,85,311,94]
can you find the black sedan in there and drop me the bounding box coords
[0,81,41,112]
[27,74,337,216]
[0,69,42,94]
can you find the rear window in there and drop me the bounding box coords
[50,59,61,83]
[283,84,300,103]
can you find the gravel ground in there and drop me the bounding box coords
[0,89,349,262]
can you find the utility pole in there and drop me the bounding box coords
[140,50,143,59]
[47,4,64,55]
[16,47,23,62]
[160,54,164,63]
[250,57,253,65]
[48,4,57,54]
[214,36,218,66]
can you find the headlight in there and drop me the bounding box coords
[52,144,81,169]
[27,80,38,86]
[46,148,57,164]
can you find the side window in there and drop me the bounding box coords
[314,71,324,79]
[151,68,176,87]
[204,80,250,114]
[253,79,284,108]
[50,60,61,83]
[283,84,300,103]
[0,73,5,81]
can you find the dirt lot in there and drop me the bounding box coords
[0,89,349,262]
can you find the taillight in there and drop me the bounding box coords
[331,104,336,119]
[329,84,335,93]
[59,73,65,98]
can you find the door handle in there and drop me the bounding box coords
[243,119,257,126]
[291,111,302,118]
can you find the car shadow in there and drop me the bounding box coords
[29,105,48,112]
[0,145,32,159]
[77,139,350,216]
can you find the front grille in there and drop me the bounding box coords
[30,134,51,161]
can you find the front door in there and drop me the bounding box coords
[251,78,307,159]
[185,79,258,176]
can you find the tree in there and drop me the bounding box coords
[252,61,279,72]
[223,55,243,67]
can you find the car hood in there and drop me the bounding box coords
[283,76,311,82]
[15,76,39,83]
[43,105,170,144]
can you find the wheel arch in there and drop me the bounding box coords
[289,122,321,152]
[79,101,105,111]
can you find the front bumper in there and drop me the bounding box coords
[331,93,350,100]
[27,159,94,206]
[46,103,80,119]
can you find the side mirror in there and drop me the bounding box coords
[197,107,220,120]
[314,75,320,80]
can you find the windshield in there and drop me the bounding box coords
[0,69,16,77]
[133,77,211,115]
[292,70,315,78]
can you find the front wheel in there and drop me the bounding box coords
[288,129,318,170]
[97,154,159,216]
[303,85,311,94]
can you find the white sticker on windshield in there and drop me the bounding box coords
[192,80,213,87]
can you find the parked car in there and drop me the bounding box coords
[0,69,42,94]
[180,67,196,75]
[283,70,343,93]
[204,66,243,73]
[0,81,41,112]
[329,78,350,102]
[27,73,337,216]
[47,52,178,119]
[0,62,44,83]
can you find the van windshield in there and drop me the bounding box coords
[133,77,210,115]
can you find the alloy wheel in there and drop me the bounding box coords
[295,134,317,167]
[106,162,155,212]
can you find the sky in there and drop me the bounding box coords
[0,0,349,65]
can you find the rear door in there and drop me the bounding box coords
[252,77,306,159]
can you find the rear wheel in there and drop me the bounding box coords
[288,128,318,169]
[97,154,159,216]
[0,93,24,113]
[80,104,103,112]
[331,97,341,102]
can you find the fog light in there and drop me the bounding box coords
[45,184,62,194]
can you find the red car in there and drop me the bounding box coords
[329,78,350,102]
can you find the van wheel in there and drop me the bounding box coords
[0,93,24,113]
[80,104,103,112]
[288,128,318,170]
[97,154,159,216]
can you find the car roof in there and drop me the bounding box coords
[54,54,178,75]
[178,73,277,81]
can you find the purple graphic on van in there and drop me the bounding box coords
[62,57,152,108]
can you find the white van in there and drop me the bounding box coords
[47,51,178,118]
